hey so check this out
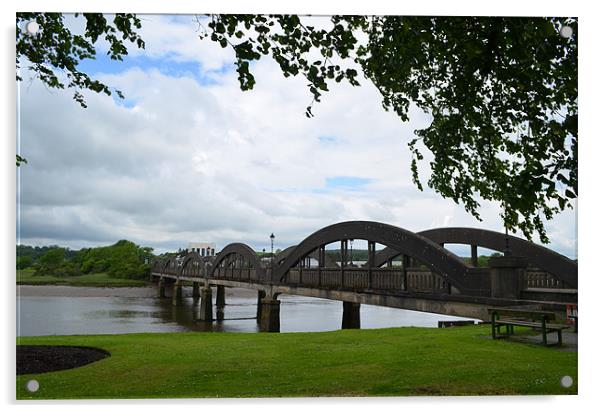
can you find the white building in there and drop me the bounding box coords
[187,242,216,257]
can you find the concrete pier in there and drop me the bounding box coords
[199,287,213,321]
[259,298,280,332]
[172,279,183,306]
[216,306,225,321]
[192,282,200,299]
[341,301,361,329]
[216,285,226,307]
[256,290,266,321]
[158,277,166,298]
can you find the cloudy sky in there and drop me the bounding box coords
[16,14,577,258]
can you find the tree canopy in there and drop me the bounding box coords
[16,13,144,107]
[200,15,577,243]
[16,13,145,166]
[16,13,578,242]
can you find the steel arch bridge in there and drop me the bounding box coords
[150,221,577,332]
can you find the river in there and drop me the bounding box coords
[16,285,479,336]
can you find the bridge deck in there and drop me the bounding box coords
[151,271,574,321]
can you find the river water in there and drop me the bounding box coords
[16,285,478,337]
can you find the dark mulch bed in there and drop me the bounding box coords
[17,345,110,375]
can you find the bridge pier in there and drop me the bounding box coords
[342,301,361,329]
[192,282,200,299]
[199,287,213,321]
[216,285,226,307]
[216,306,225,321]
[259,298,280,332]
[158,277,166,298]
[172,279,183,306]
[256,290,266,321]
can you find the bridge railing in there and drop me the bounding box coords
[406,269,449,293]
[179,262,202,277]
[285,267,456,293]
[371,269,404,290]
[155,257,568,296]
[164,265,179,276]
[151,262,163,274]
[214,266,263,282]
[523,269,567,289]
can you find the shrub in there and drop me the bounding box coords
[35,248,65,276]
[56,261,82,277]
[16,255,33,270]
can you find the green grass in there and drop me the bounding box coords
[16,325,577,399]
[16,269,148,287]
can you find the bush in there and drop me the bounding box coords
[78,240,153,280]
[16,255,33,270]
[92,259,110,273]
[35,248,65,276]
[80,259,93,274]
[108,262,149,279]
[56,261,82,277]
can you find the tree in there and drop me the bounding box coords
[77,240,152,279]
[199,15,577,243]
[16,12,145,165]
[16,255,33,270]
[16,14,577,242]
[36,247,65,275]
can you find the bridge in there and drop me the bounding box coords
[150,221,577,332]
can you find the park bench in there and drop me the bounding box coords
[487,307,571,346]
[568,315,578,333]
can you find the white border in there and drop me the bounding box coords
[3,1,599,411]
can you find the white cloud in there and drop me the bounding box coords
[17,17,577,259]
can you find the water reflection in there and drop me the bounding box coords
[17,286,478,337]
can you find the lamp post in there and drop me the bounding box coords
[270,233,275,266]
[501,210,512,256]
[504,226,511,256]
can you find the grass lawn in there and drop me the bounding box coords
[16,269,148,287]
[16,325,577,399]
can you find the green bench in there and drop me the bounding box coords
[487,307,571,346]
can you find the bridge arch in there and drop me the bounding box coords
[272,221,478,294]
[151,258,165,274]
[372,227,577,288]
[274,246,296,266]
[274,245,338,267]
[163,255,180,276]
[209,243,266,280]
[179,251,213,278]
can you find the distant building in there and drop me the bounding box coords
[186,242,216,257]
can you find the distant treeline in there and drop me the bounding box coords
[17,240,155,279]
[17,245,80,262]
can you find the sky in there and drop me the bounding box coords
[16,14,578,258]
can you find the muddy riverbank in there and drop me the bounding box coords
[17,285,258,298]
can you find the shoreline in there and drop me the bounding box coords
[17,284,259,298]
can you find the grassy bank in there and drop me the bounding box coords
[17,269,148,287]
[16,325,577,399]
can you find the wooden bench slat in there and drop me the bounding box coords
[487,307,556,320]
[496,320,570,330]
